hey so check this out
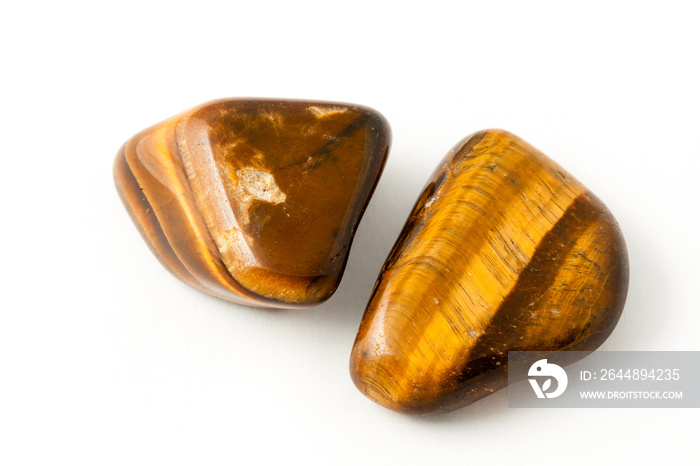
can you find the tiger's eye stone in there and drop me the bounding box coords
[350,129,629,414]
[114,99,390,308]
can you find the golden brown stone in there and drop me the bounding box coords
[114,98,390,308]
[350,129,629,414]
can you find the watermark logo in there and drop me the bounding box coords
[528,359,568,398]
[509,351,697,408]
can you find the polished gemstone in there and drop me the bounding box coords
[350,129,629,414]
[114,99,390,308]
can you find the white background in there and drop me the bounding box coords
[1,1,699,464]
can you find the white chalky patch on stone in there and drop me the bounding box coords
[235,167,286,204]
[308,106,348,118]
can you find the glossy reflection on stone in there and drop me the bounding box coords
[350,129,629,414]
[114,98,390,308]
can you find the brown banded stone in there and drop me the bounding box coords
[114,98,390,308]
[350,129,629,414]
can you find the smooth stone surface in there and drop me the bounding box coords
[114,98,390,308]
[350,129,629,414]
